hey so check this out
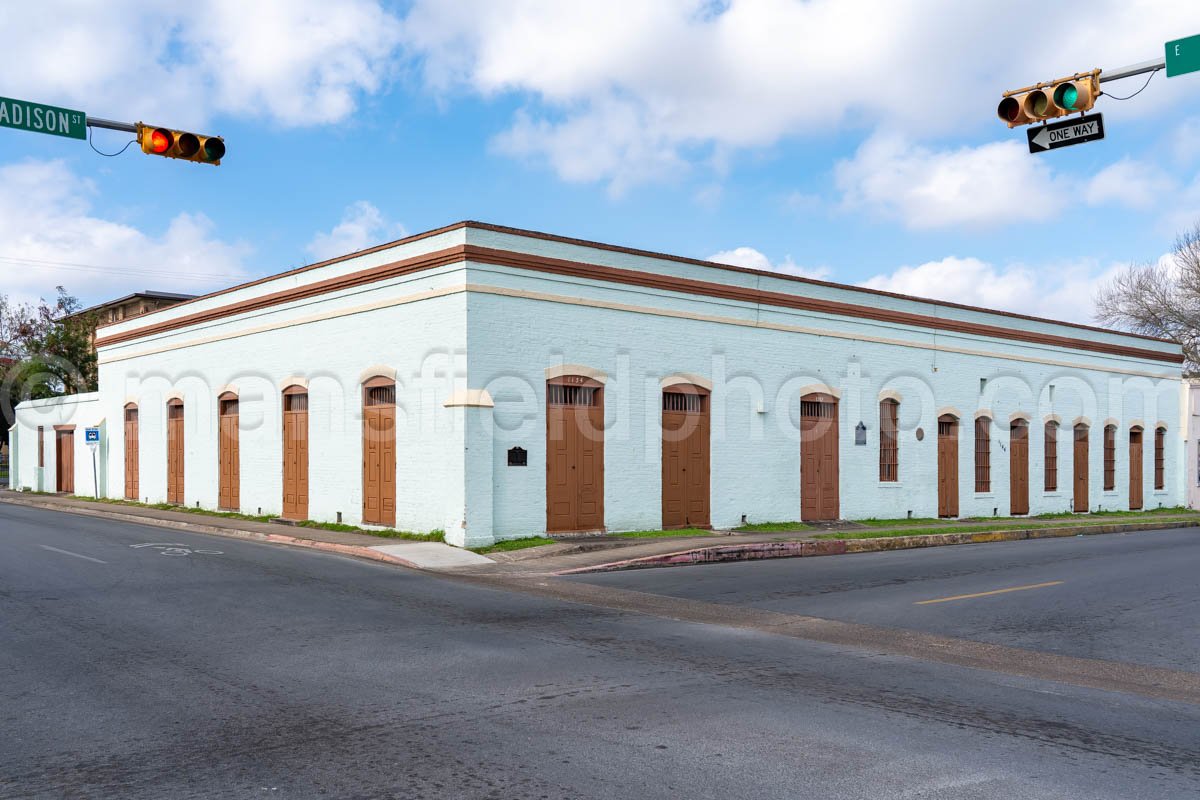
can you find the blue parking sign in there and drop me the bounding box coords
[84,427,100,444]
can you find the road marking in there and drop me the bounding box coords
[915,581,1064,605]
[39,544,107,564]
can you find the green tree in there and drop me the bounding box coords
[0,288,97,451]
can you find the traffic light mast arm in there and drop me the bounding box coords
[1098,57,1166,83]
[85,117,137,133]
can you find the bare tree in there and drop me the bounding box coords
[1095,222,1200,373]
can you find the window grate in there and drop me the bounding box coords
[1155,427,1165,490]
[167,403,184,420]
[220,399,239,416]
[879,399,898,482]
[124,408,138,423]
[938,420,955,437]
[1103,425,1116,490]
[284,393,308,413]
[663,392,705,413]
[548,384,597,406]
[365,385,395,407]
[974,417,991,492]
[1044,421,1058,491]
[800,400,836,418]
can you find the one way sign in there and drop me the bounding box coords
[1027,113,1105,154]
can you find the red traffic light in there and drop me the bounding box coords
[137,123,225,166]
[147,128,172,155]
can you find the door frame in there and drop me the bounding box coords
[218,391,240,511]
[1129,425,1144,510]
[800,392,839,522]
[166,398,184,505]
[545,375,605,534]
[1009,418,1029,515]
[937,414,960,518]
[53,425,75,494]
[661,382,711,530]
[361,376,397,528]
[1072,423,1089,512]
[281,384,310,521]
[124,403,139,501]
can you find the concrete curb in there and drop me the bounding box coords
[0,496,423,571]
[555,519,1200,574]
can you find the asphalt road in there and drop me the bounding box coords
[572,529,1200,671]
[2,503,1199,799]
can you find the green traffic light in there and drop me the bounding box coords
[1054,83,1079,110]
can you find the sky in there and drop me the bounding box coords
[1,1,1199,325]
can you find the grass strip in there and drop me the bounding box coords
[613,528,712,539]
[817,515,1200,540]
[734,521,812,532]
[471,536,557,554]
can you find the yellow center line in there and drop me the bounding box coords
[915,581,1064,605]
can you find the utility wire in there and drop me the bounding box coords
[0,254,243,282]
[87,125,136,158]
[1102,67,1160,100]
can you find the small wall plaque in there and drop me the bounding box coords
[855,422,867,445]
[915,427,924,441]
[507,446,527,466]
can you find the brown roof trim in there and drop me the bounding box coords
[96,246,469,347]
[464,246,1182,365]
[93,221,472,332]
[463,221,1175,346]
[96,242,1184,365]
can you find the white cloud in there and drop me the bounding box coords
[834,134,1069,230]
[399,0,1200,189]
[0,159,250,309]
[1085,158,1174,210]
[858,255,1126,324]
[2,1,402,128]
[708,246,831,280]
[306,202,406,262]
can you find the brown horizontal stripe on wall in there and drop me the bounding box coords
[461,246,1183,365]
[96,246,469,348]
[96,242,1184,365]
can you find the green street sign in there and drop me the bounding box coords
[0,96,86,140]
[1166,34,1200,78]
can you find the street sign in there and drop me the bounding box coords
[1027,113,1104,154]
[0,96,86,140]
[1166,34,1200,78]
[84,427,100,445]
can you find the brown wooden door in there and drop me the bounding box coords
[546,378,605,533]
[362,381,396,527]
[55,430,74,493]
[1073,424,1089,512]
[661,387,710,529]
[167,400,184,504]
[124,405,139,501]
[1129,427,1143,510]
[800,393,839,521]
[1010,420,1029,515]
[282,389,309,520]
[218,395,240,511]
[938,415,959,517]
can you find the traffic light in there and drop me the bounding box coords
[137,123,225,165]
[997,71,1100,128]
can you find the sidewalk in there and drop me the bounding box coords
[0,490,492,571]
[4,489,1198,576]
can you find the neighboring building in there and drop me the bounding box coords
[1183,379,1200,509]
[67,291,196,344]
[9,222,1185,547]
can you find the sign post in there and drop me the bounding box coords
[84,427,100,499]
